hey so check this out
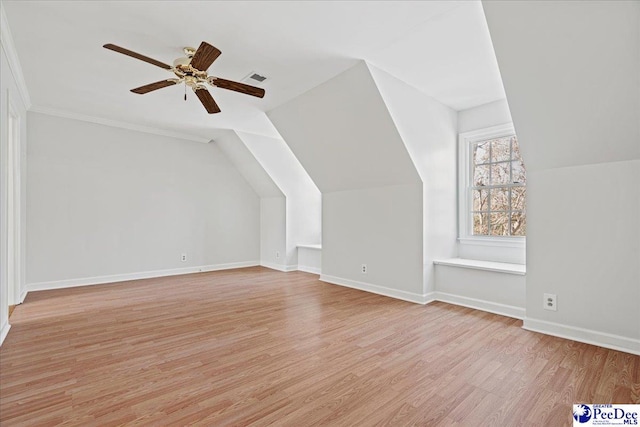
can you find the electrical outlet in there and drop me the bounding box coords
[361,264,367,274]
[181,253,187,262]
[543,293,557,311]
[276,251,280,259]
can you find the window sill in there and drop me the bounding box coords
[434,258,526,275]
[297,244,322,250]
[458,237,525,249]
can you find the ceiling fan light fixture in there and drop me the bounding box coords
[183,46,197,58]
[173,57,191,67]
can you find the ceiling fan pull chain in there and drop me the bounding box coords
[184,82,187,101]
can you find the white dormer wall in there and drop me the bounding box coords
[214,130,287,271]
[235,131,321,269]
[269,62,426,301]
[368,65,458,296]
[483,0,640,353]
[269,61,459,303]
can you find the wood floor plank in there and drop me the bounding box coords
[1,267,638,426]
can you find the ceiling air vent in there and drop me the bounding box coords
[250,73,266,82]
[242,71,267,84]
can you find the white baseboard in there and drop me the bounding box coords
[261,262,298,272]
[434,291,525,320]
[0,322,11,347]
[320,274,432,304]
[26,261,260,292]
[19,288,27,303]
[297,265,321,275]
[523,318,640,356]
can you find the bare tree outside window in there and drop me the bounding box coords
[471,135,526,236]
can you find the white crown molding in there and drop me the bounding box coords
[0,2,31,108]
[29,106,212,144]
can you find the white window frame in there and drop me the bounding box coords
[458,123,525,250]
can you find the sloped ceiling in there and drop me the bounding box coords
[483,0,640,171]
[214,130,283,198]
[235,131,320,201]
[2,0,505,139]
[268,61,420,193]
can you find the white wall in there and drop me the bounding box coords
[26,112,260,287]
[260,197,287,269]
[526,161,639,349]
[236,131,321,268]
[268,62,426,301]
[214,130,289,270]
[435,265,525,319]
[215,129,320,271]
[484,0,640,353]
[458,99,512,134]
[297,246,321,275]
[322,184,424,299]
[369,65,458,295]
[1,28,29,344]
[456,99,525,264]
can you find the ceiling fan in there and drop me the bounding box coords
[103,41,265,114]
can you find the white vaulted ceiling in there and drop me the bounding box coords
[2,0,505,139]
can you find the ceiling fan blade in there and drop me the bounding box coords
[103,43,172,70]
[131,79,178,94]
[190,42,222,71]
[194,88,221,114]
[210,78,265,98]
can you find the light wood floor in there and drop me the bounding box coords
[1,267,638,426]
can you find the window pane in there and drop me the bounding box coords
[472,189,489,211]
[511,186,526,211]
[511,136,521,159]
[473,141,490,165]
[490,212,510,236]
[512,160,526,184]
[491,137,511,162]
[511,211,526,236]
[466,131,526,238]
[473,164,490,186]
[490,187,510,212]
[473,213,489,235]
[490,162,510,185]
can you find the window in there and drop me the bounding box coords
[459,124,526,243]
